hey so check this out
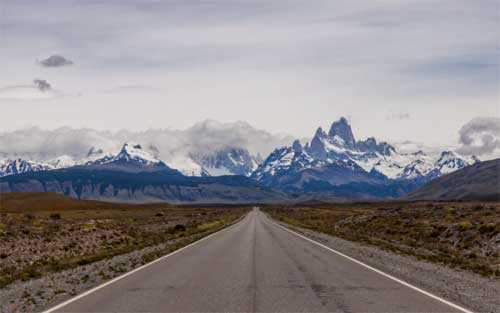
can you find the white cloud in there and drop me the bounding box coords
[392,140,455,157]
[0,120,294,165]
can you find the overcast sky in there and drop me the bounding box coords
[0,0,498,152]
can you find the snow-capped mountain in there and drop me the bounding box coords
[0,144,284,203]
[0,143,174,177]
[85,143,260,176]
[0,158,53,177]
[252,117,479,195]
[435,151,479,175]
[189,147,261,177]
[85,143,174,172]
[252,142,383,192]
[0,140,260,177]
[364,149,479,180]
[0,121,292,176]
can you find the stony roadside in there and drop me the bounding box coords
[274,220,500,313]
[0,217,243,313]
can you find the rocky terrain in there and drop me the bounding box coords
[264,201,500,277]
[0,193,248,312]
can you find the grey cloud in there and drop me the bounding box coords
[457,117,500,156]
[39,55,73,67]
[0,79,55,99]
[33,79,51,91]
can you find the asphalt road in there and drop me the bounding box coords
[49,208,467,313]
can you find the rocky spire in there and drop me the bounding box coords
[328,117,356,149]
[309,127,328,159]
[292,139,303,153]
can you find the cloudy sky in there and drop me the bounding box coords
[0,0,498,156]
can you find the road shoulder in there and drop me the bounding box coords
[0,214,247,313]
[272,218,500,313]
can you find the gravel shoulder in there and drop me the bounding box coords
[274,219,500,313]
[0,215,245,313]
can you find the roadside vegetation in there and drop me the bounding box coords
[0,193,248,289]
[264,201,500,278]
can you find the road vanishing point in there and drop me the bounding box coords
[46,208,470,313]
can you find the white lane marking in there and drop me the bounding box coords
[42,214,248,313]
[271,219,474,313]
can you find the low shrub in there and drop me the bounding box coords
[49,213,61,220]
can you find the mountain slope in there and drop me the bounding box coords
[0,168,287,203]
[406,158,499,201]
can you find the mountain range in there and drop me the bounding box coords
[0,118,482,202]
[251,118,478,197]
[0,143,286,203]
[0,142,260,178]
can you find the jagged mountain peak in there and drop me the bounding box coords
[85,142,173,173]
[292,140,303,153]
[437,150,460,161]
[435,150,479,175]
[314,127,327,138]
[253,118,479,196]
[357,137,396,156]
[115,143,159,163]
[306,118,400,160]
[328,117,356,149]
[0,158,53,177]
[309,129,328,159]
[438,150,470,160]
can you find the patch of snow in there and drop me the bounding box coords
[48,155,76,168]
[167,156,205,176]
[116,143,160,164]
